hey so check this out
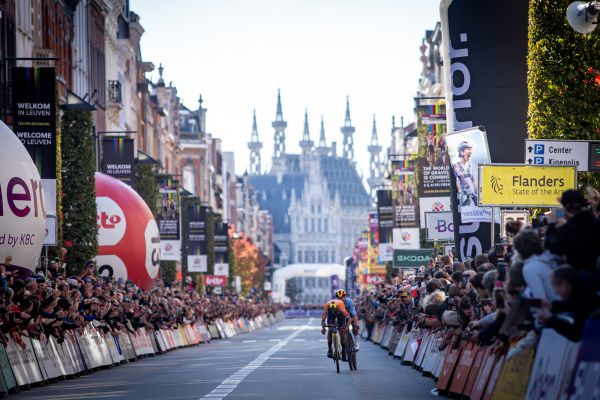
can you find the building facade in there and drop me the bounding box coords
[248,92,371,267]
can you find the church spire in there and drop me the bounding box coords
[271,89,287,170]
[247,109,263,175]
[340,96,355,161]
[367,114,382,196]
[316,116,330,156]
[299,108,314,154]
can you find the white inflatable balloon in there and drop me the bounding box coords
[0,120,46,273]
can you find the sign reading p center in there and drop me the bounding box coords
[479,165,576,207]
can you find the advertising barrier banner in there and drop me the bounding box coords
[479,165,577,207]
[392,227,420,250]
[101,137,135,186]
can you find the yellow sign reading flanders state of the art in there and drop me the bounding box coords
[479,165,577,206]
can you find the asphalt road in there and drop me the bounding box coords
[13,318,435,400]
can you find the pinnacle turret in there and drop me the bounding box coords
[316,116,330,156]
[271,89,287,168]
[299,108,314,154]
[248,109,263,175]
[340,96,355,161]
[367,114,383,196]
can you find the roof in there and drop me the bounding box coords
[320,156,371,207]
[248,174,306,234]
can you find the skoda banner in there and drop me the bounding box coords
[440,0,528,260]
[11,67,57,226]
[393,249,434,268]
[101,137,135,187]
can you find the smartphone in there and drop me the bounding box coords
[556,208,565,219]
[522,298,542,308]
[461,274,469,289]
[495,243,506,258]
[497,262,507,282]
[474,305,482,320]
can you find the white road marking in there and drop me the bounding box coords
[199,319,312,400]
[243,340,257,343]
[293,339,305,342]
[269,339,281,342]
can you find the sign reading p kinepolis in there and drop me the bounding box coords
[0,120,46,274]
[440,0,528,260]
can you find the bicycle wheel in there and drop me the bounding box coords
[346,333,356,371]
[334,333,341,374]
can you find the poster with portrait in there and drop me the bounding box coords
[416,98,451,198]
[445,127,492,223]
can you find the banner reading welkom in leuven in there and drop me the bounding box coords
[479,165,576,207]
[12,67,57,218]
[101,137,135,187]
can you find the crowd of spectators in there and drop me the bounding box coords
[0,259,281,350]
[357,188,600,358]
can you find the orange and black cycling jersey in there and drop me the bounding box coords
[322,299,349,319]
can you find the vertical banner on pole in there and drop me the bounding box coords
[185,201,207,272]
[11,67,57,231]
[158,177,181,261]
[101,137,135,187]
[376,189,394,261]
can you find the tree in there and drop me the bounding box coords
[135,164,159,215]
[230,232,265,295]
[528,1,600,187]
[60,110,97,274]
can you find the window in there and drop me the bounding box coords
[306,278,316,289]
[318,204,322,214]
[297,250,302,263]
[331,250,336,263]
[304,218,308,232]
[182,165,195,195]
[317,219,321,232]
[311,204,315,214]
[324,218,328,233]
[311,219,315,232]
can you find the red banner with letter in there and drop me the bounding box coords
[203,275,227,286]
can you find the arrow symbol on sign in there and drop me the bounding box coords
[528,146,533,153]
[528,159,532,164]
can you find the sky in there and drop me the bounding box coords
[130,0,441,176]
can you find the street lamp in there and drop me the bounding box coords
[567,1,599,34]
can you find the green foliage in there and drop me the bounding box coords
[134,164,159,215]
[161,260,177,285]
[60,110,97,274]
[528,0,600,188]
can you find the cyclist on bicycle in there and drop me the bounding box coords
[335,289,360,351]
[321,299,350,360]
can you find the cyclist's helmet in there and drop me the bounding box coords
[335,289,346,299]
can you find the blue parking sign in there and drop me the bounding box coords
[534,144,545,154]
[534,156,544,164]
